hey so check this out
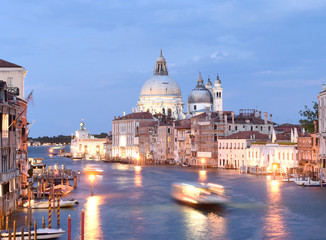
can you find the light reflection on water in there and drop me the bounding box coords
[134,167,142,187]
[183,207,227,240]
[199,170,207,182]
[85,196,103,240]
[263,179,290,239]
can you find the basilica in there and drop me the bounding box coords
[136,50,223,118]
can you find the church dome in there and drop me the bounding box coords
[140,75,181,97]
[140,50,181,97]
[188,73,213,104]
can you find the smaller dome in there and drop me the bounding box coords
[206,76,212,88]
[215,74,221,86]
[188,72,213,104]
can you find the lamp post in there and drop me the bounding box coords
[89,175,95,196]
[201,158,205,170]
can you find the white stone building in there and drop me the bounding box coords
[137,50,185,119]
[318,84,326,177]
[0,59,26,99]
[70,120,107,159]
[246,143,298,172]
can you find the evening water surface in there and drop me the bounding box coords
[9,146,326,239]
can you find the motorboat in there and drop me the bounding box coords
[83,164,103,175]
[171,182,231,206]
[0,227,65,239]
[295,178,326,187]
[23,199,77,209]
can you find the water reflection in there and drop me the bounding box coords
[85,196,103,240]
[183,207,227,239]
[134,166,142,187]
[199,170,207,182]
[263,179,290,239]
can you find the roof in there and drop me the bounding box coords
[275,133,291,140]
[139,121,158,128]
[114,112,154,121]
[221,131,269,140]
[0,59,22,68]
[175,122,191,129]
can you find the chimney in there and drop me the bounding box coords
[264,112,268,124]
[323,84,326,91]
[259,111,262,119]
[314,120,318,133]
[270,114,272,123]
[231,112,235,124]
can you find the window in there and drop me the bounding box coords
[235,126,238,131]
[168,108,172,117]
[167,128,170,134]
[251,126,253,131]
[268,126,271,131]
[162,108,165,115]
[229,125,231,131]
[2,113,8,138]
[7,77,13,87]
[194,105,197,110]
[175,138,177,142]
[261,126,263,131]
[214,134,217,142]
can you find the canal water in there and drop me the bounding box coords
[9,146,326,239]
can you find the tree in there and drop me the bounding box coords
[299,101,318,133]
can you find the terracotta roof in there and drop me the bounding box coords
[0,59,22,68]
[275,133,291,140]
[175,122,191,129]
[139,121,158,128]
[222,131,269,140]
[114,112,154,120]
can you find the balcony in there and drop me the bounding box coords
[0,169,20,183]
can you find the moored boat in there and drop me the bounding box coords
[23,199,77,209]
[295,178,326,187]
[0,227,65,239]
[171,182,231,206]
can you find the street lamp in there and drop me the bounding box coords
[201,158,205,170]
[89,174,95,196]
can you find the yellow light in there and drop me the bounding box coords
[134,166,142,172]
[49,148,54,153]
[89,175,95,181]
[272,164,278,170]
[201,158,205,164]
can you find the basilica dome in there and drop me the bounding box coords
[188,73,213,104]
[140,75,181,97]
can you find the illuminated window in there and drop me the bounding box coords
[2,113,8,138]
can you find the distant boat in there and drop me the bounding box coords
[295,178,326,187]
[171,182,231,206]
[29,157,46,169]
[23,199,77,209]
[0,227,65,239]
[83,165,103,175]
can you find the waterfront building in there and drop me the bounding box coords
[103,133,112,160]
[318,84,326,178]
[0,80,23,215]
[112,112,156,160]
[218,131,270,169]
[70,120,107,159]
[173,119,191,164]
[246,143,298,173]
[297,124,319,174]
[137,50,185,120]
[0,59,26,99]
[138,121,158,163]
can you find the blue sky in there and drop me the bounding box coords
[0,0,325,137]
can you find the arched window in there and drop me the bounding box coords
[194,105,197,110]
[168,108,172,117]
[214,134,217,141]
[217,92,219,98]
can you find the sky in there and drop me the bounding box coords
[0,0,326,137]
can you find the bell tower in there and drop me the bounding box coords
[212,74,223,112]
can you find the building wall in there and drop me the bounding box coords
[0,67,26,99]
[217,139,248,169]
[318,88,326,173]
